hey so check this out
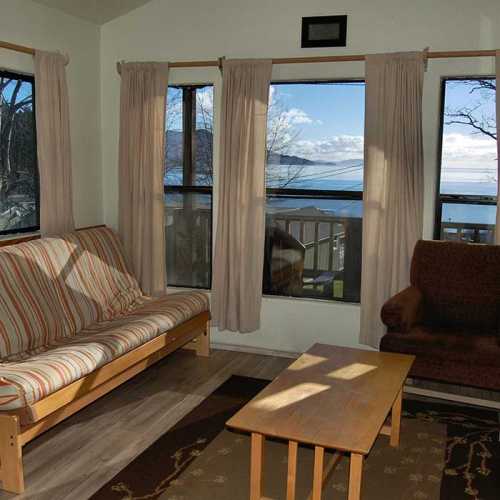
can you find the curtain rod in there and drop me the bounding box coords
[171,49,498,68]
[1,40,496,66]
[0,41,35,56]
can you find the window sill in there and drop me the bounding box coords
[262,293,360,307]
[0,231,40,245]
[166,286,360,307]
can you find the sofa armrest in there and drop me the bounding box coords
[381,286,423,333]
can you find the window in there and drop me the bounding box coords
[0,71,38,235]
[436,77,497,243]
[263,81,365,302]
[165,85,213,288]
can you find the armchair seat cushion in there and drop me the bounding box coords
[381,327,500,390]
[0,291,208,416]
[381,327,500,366]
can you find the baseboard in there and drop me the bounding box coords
[404,384,500,410]
[211,342,299,360]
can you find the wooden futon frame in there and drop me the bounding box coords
[0,228,210,493]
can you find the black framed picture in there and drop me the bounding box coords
[301,15,347,48]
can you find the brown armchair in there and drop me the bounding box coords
[380,240,500,390]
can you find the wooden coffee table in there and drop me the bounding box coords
[226,344,415,500]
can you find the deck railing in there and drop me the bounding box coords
[165,204,362,301]
[271,213,349,274]
[440,221,495,244]
[270,212,362,301]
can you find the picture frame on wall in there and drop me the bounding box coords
[301,15,347,48]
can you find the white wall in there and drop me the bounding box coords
[100,0,500,353]
[0,0,102,228]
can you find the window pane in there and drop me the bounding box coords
[194,86,213,186]
[165,191,212,288]
[0,74,38,234]
[440,202,496,243]
[440,78,497,197]
[165,85,214,187]
[165,85,213,289]
[264,81,364,302]
[165,87,184,186]
[266,82,365,190]
[264,196,362,302]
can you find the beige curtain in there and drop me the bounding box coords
[496,51,500,245]
[118,62,169,296]
[359,52,425,348]
[212,59,272,333]
[34,50,75,235]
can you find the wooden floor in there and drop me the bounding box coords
[1,349,291,500]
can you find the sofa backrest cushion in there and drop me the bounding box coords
[410,240,500,332]
[0,227,142,358]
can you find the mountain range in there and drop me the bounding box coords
[166,129,337,166]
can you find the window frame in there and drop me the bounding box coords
[0,69,39,236]
[165,83,214,290]
[264,79,365,303]
[434,75,497,242]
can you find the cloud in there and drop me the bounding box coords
[442,132,496,162]
[282,108,313,125]
[288,135,364,162]
[441,132,497,182]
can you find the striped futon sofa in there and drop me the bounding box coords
[0,226,210,493]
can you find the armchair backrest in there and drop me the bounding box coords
[410,240,500,332]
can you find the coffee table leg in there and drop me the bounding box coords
[250,433,264,500]
[287,441,298,500]
[390,388,403,447]
[348,453,363,500]
[312,445,324,500]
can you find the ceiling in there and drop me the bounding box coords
[32,0,153,25]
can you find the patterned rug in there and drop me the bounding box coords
[91,375,500,500]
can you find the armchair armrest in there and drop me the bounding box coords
[381,286,423,333]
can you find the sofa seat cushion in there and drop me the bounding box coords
[0,291,208,415]
[380,326,500,367]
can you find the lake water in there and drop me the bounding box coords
[165,163,498,224]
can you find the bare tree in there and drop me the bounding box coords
[265,92,308,188]
[195,88,214,186]
[444,78,497,184]
[445,79,497,141]
[0,77,36,231]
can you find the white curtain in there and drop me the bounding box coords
[496,51,500,245]
[359,52,425,348]
[34,50,75,235]
[118,62,169,296]
[212,59,272,332]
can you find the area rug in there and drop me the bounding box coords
[91,375,500,500]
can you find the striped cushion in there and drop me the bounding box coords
[0,291,209,416]
[0,227,142,358]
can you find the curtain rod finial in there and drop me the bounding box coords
[423,47,430,71]
[218,56,226,72]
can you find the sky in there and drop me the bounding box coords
[165,79,497,194]
[269,81,365,161]
[0,78,33,105]
[440,79,497,194]
[269,80,497,194]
